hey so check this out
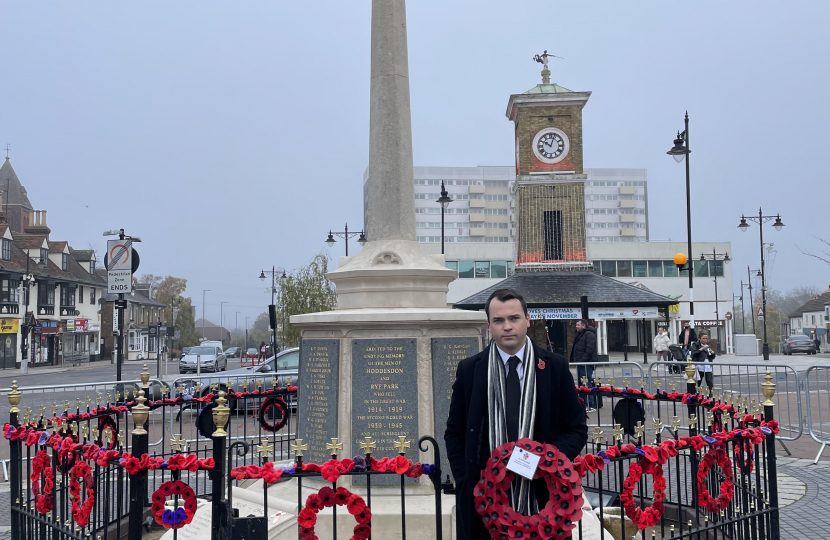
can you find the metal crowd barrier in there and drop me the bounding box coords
[647,361,802,450]
[803,365,830,463]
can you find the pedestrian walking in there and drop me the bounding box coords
[690,332,716,389]
[570,319,598,412]
[259,342,267,362]
[680,322,697,359]
[653,327,671,363]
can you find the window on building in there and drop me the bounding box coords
[1,279,19,303]
[458,261,475,279]
[507,261,514,277]
[600,261,616,277]
[694,260,709,277]
[38,283,55,305]
[61,254,68,271]
[663,261,679,277]
[648,260,663,277]
[593,261,601,274]
[491,261,507,278]
[632,261,647,278]
[617,260,632,277]
[90,287,96,304]
[78,286,84,304]
[475,261,490,278]
[60,285,76,307]
[40,248,48,263]
[90,260,95,274]
[709,260,724,277]
[445,261,458,276]
[1,239,10,261]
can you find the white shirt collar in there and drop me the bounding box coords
[496,344,526,365]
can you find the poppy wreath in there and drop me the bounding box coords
[619,458,666,530]
[297,488,371,540]
[97,415,118,450]
[30,450,55,514]
[69,460,95,527]
[474,439,584,540]
[697,447,734,513]
[151,480,198,529]
[258,397,288,433]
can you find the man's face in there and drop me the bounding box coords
[684,324,690,330]
[487,299,530,354]
[575,321,585,332]
[700,335,709,345]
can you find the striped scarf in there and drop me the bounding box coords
[487,336,538,515]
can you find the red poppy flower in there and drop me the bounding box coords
[346,494,367,515]
[353,524,371,540]
[306,494,322,511]
[405,462,423,478]
[354,508,372,525]
[339,458,355,473]
[318,486,336,507]
[320,460,342,483]
[298,527,316,540]
[393,455,411,475]
[335,487,351,504]
[297,507,317,529]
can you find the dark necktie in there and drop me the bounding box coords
[505,355,521,442]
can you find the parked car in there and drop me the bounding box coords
[782,335,818,355]
[224,347,240,358]
[180,347,192,359]
[179,345,228,373]
[176,347,300,407]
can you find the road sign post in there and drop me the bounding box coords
[105,229,140,381]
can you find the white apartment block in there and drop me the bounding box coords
[584,168,649,243]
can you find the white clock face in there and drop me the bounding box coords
[532,128,570,164]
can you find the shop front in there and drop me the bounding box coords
[0,318,19,370]
[60,319,99,365]
[33,320,62,366]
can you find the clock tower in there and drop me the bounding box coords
[506,60,592,271]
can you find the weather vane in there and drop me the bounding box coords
[533,50,563,70]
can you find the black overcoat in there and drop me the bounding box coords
[444,343,588,540]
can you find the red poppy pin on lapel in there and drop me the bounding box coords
[537,360,545,370]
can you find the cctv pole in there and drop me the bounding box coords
[116,229,125,382]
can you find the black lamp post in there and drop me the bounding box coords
[667,112,695,325]
[733,292,744,334]
[325,224,367,256]
[699,249,730,352]
[260,266,287,356]
[436,181,453,255]
[738,209,785,360]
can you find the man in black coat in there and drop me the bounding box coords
[444,289,588,540]
[570,320,598,410]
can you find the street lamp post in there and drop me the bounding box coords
[733,292,744,334]
[667,113,695,326]
[436,181,453,255]
[19,250,36,375]
[738,209,785,360]
[103,228,140,382]
[220,301,227,345]
[325,224,367,256]
[699,249,730,352]
[746,267,761,335]
[201,290,210,340]
[260,267,287,357]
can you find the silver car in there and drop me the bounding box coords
[178,345,228,373]
[176,347,299,401]
[782,335,817,355]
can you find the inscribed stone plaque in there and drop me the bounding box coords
[297,339,340,467]
[352,338,418,485]
[431,337,480,483]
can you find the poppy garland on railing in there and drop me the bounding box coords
[697,447,734,513]
[258,397,289,433]
[475,439,584,540]
[298,488,372,540]
[619,457,666,529]
[229,455,436,485]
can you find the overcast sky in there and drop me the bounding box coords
[2,1,828,327]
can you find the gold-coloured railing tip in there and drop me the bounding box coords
[327,438,344,457]
[623,378,630,388]
[580,376,588,385]
[358,436,375,455]
[292,438,309,457]
[393,435,411,454]
[761,371,776,406]
[256,440,274,457]
[212,391,230,437]
[591,427,604,444]
[140,364,150,385]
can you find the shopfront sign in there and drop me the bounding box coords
[66,319,75,332]
[34,321,61,334]
[690,320,725,328]
[0,319,19,334]
[75,319,88,332]
[528,308,582,320]
[589,307,660,320]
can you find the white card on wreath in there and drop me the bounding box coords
[506,446,541,480]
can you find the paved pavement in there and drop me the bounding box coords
[777,457,830,539]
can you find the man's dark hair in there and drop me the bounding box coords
[485,288,528,319]
[699,332,709,339]
[578,319,590,327]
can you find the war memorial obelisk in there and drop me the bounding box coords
[285,0,486,536]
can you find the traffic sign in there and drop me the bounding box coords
[757,307,764,321]
[106,239,140,294]
[725,312,733,321]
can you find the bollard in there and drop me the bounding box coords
[762,371,780,540]
[211,391,230,540]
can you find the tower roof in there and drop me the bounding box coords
[523,83,574,94]
[0,158,34,209]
